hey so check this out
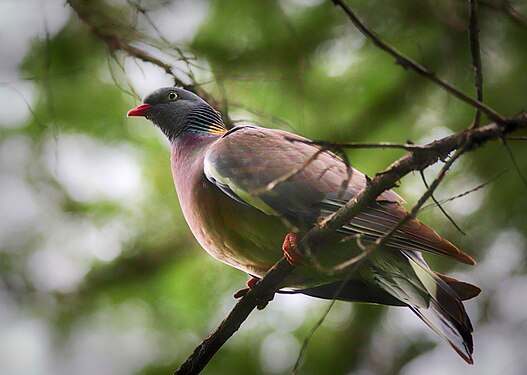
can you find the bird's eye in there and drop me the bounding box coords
[167,92,178,101]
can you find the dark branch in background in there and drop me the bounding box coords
[480,0,527,27]
[502,138,527,189]
[331,0,506,123]
[469,0,484,128]
[421,169,508,211]
[300,139,426,151]
[420,170,466,235]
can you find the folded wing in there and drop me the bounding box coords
[204,126,474,265]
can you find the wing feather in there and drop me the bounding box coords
[204,126,474,264]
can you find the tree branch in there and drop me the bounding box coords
[331,0,505,123]
[421,169,508,210]
[298,139,426,151]
[469,0,484,128]
[480,0,527,27]
[66,1,208,95]
[420,170,466,235]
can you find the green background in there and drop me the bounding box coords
[1,0,526,374]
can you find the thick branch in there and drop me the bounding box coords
[174,115,527,375]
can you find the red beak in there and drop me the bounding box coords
[127,104,152,117]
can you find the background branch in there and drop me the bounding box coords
[481,0,527,27]
[469,0,484,128]
[331,0,505,123]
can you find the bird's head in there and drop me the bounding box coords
[127,87,226,141]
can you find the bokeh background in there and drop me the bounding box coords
[1,0,526,374]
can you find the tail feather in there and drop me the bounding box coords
[296,250,478,363]
[409,303,474,364]
[403,251,474,364]
[435,272,481,301]
[298,274,480,306]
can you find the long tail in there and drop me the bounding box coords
[377,251,476,364]
[299,252,480,364]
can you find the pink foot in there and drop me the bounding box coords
[233,276,261,299]
[282,232,302,266]
[247,276,260,289]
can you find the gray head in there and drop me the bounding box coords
[127,87,226,141]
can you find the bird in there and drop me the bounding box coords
[128,87,481,364]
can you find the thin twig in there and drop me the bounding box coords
[331,0,505,123]
[421,169,508,210]
[502,138,527,189]
[420,170,466,235]
[480,0,527,27]
[469,0,484,129]
[331,241,375,272]
[107,54,140,99]
[229,101,295,131]
[292,299,338,374]
[292,253,366,375]
[1,84,47,129]
[67,0,198,93]
[251,148,328,195]
[297,139,426,151]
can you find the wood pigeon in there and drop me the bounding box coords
[128,87,480,364]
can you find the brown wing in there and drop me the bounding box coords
[321,199,476,265]
[204,125,475,265]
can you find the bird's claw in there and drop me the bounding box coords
[233,287,250,299]
[233,276,274,309]
[233,276,260,298]
[282,232,302,266]
[255,292,274,310]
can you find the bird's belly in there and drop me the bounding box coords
[175,171,367,288]
[180,179,288,277]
